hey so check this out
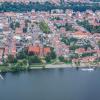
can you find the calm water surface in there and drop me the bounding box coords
[0,68,100,100]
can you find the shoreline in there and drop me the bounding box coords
[0,63,100,73]
[45,64,100,69]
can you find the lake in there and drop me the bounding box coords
[0,68,100,100]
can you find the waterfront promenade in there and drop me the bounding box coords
[0,63,100,73]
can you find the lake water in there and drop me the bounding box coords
[0,68,100,100]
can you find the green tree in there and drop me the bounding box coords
[11,61,26,72]
[77,20,100,33]
[10,22,15,30]
[10,21,20,30]
[65,23,75,31]
[59,56,64,62]
[7,54,17,63]
[98,41,100,48]
[39,21,50,33]
[22,59,27,65]
[17,50,27,60]
[29,55,41,64]
[69,53,78,59]
[23,27,27,33]
[81,52,94,57]
[50,51,57,59]
[15,22,20,28]
[45,54,51,63]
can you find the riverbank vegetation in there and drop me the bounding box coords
[0,2,99,12]
[0,47,57,72]
[1,46,99,73]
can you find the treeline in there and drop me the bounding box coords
[0,2,100,12]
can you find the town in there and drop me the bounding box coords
[0,1,100,72]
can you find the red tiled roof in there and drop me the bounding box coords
[28,46,40,54]
[74,31,90,36]
[75,48,85,54]
[44,47,51,54]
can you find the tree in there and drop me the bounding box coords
[7,54,17,63]
[77,20,100,33]
[45,54,51,63]
[10,21,20,30]
[23,27,27,33]
[11,61,26,72]
[50,51,57,59]
[98,41,100,48]
[29,55,41,64]
[65,23,75,31]
[39,21,50,33]
[59,56,64,62]
[69,53,78,59]
[22,59,27,65]
[81,52,94,57]
[15,22,20,28]
[61,37,78,45]
[17,50,27,60]
[61,37,70,45]
[69,45,79,50]
[10,22,15,30]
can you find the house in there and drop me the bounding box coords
[75,48,85,54]
[28,46,40,55]
[28,46,51,56]
[43,47,51,56]
[4,47,9,59]
[15,28,23,35]
[72,58,79,64]
[11,47,16,57]
[80,56,97,63]
[72,31,90,38]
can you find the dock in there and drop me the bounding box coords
[0,74,4,80]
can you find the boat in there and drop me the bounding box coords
[81,68,94,72]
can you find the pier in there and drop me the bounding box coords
[0,74,4,80]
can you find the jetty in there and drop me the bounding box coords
[0,74,4,80]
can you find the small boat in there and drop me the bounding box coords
[81,68,94,72]
[0,74,4,80]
